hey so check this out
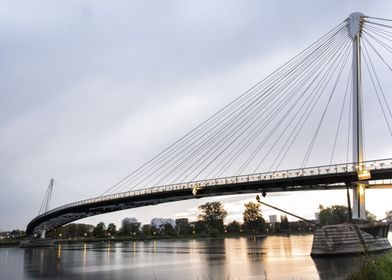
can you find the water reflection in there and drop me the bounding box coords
[132,241,136,257]
[57,244,61,259]
[245,235,265,262]
[199,239,228,277]
[0,235,384,279]
[24,248,61,278]
[313,256,361,280]
[83,243,87,268]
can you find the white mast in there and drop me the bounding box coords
[348,12,366,220]
[40,178,54,238]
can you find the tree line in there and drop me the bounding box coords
[2,202,386,241]
[47,201,319,239]
[2,200,389,243]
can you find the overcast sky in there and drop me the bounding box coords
[1,1,392,231]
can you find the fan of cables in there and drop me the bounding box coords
[101,15,392,196]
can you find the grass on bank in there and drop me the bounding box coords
[346,252,392,280]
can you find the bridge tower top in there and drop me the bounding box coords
[348,12,364,39]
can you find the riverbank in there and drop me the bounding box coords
[0,232,275,247]
[0,240,19,247]
[58,233,269,243]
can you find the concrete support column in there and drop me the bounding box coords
[352,183,366,220]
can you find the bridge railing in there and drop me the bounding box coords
[36,158,392,219]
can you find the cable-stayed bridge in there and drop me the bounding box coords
[27,159,392,235]
[26,13,392,239]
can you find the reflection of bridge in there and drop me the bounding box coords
[26,13,392,240]
[27,158,392,235]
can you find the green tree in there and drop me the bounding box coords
[289,221,315,232]
[71,223,93,237]
[198,202,227,233]
[318,205,348,225]
[280,215,289,231]
[50,223,94,238]
[107,223,117,236]
[226,220,241,233]
[119,218,140,236]
[64,224,78,237]
[142,224,152,236]
[194,220,207,234]
[151,225,159,236]
[93,222,106,238]
[162,223,176,236]
[318,205,376,225]
[243,202,266,234]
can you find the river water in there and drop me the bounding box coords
[0,234,381,280]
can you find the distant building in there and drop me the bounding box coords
[151,218,175,230]
[175,218,189,235]
[121,217,141,235]
[0,232,10,240]
[0,230,24,240]
[175,218,188,226]
[269,215,277,223]
[315,212,320,221]
[122,217,139,224]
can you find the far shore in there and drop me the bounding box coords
[0,232,314,248]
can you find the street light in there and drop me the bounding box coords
[358,169,371,180]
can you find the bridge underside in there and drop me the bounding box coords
[26,167,392,235]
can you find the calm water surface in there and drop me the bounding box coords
[0,234,381,280]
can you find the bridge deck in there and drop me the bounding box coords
[26,158,392,235]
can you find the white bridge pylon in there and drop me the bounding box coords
[349,12,367,220]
